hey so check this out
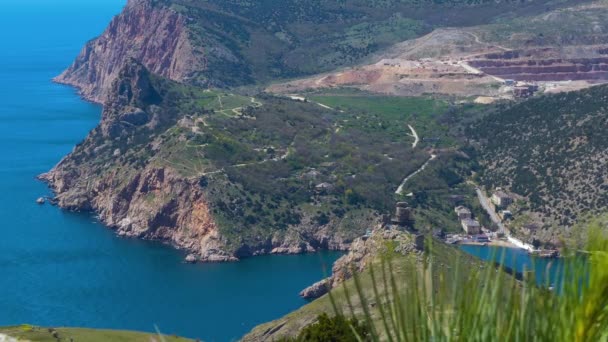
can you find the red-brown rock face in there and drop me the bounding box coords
[468,53,608,82]
[55,0,205,103]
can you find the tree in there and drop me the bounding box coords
[280,313,370,342]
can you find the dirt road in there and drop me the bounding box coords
[395,154,437,195]
[408,124,419,148]
[475,187,507,235]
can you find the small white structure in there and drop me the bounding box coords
[508,236,535,252]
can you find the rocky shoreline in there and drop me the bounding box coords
[299,225,424,300]
[40,58,362,263]
[38,165,355,263]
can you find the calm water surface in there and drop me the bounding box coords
[460,245,563,286]
[0,2,341,340]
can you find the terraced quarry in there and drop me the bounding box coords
[268,0,608,99]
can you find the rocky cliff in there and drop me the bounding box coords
[55,0,205,103]
[300,226,421,299]
[243,228,428,341]
[43,60,402,262]
[44,59,234,261]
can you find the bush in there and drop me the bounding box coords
[335,220,608,342]
[280,313,370,342]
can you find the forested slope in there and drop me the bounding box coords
[470,84,608,237]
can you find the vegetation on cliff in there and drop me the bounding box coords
[469,84,608,241]
[247,219,608,341]
[47,59,471,260]
[0,325,191,342]
[278,313,371,342]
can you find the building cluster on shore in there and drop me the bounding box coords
[454,206,481,235]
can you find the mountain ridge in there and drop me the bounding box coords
[43,59,438,262]
[55,0,586,102]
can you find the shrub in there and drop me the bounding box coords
[280,313,371,342]
[333,224,608,342]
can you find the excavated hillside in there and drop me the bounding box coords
[269,0,608,98]
[57,0,584,102]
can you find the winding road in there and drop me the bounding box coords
[408,124,419,148]
[394,124,437,194]
[475,187,507,235]
[395,154,437,195]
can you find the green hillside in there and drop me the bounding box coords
[0,326,191,342]
[48,60,441,256]
[156,0,585,87]
[469,84,608,241]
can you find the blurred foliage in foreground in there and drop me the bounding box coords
[296,218,608,342]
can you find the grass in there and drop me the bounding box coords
[308,95,446,120]
[344,237,608,341]
[0,325,192,342]
[307,94,453,147]
[245,238,484,340]
[247,216,608,341]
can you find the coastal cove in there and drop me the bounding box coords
[460,245,563,286]
[0,1,342,341]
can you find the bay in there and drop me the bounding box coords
[0,2,340,340]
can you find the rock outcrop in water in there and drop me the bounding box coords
[243,228,426,341]
[300,226,420,299]
[54,0,205,103]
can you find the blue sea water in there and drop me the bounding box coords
[0,1,341,341]
[460,245,563,287]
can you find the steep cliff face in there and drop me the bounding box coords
[55,0,205,103]
[43,60,391,262]
[56,0,569,103]
[44,165,234,261]
[43,59,235,261]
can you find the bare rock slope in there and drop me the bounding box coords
[55,0,204,103]
[44,60,234,261]
[42,60,401,262]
